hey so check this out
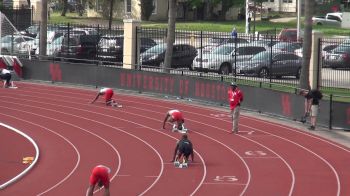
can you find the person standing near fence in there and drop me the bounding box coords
[228,82,244,134]
[299,89,312,123]
[307,89,323,130]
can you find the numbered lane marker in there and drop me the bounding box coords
[213,176,238,182]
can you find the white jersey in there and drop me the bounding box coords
[1,69,10,74]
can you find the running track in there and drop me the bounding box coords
[1,82,350,196]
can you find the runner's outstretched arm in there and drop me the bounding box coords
[91,93,101,104]
[162,113,170,129]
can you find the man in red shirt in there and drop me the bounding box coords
[162,109,187,132]
[228,82,243,134]
[91,87,122,107]
[87,165,111,196]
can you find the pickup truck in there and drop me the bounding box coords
[312,13,342,26]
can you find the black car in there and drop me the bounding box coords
[238,51,302,79]
[140,44,197,69]
[97,35,157,63]
[59,33,101,60]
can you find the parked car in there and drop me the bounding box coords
[312,12,342,26]
[0,35,35,55]
[272,42,302,53]
[59,33,101,60]
[201,37,249,54]
[294,43,338,58]
[35,36,64,57]
[140,43,197,69]
[238,51,302,79]
[324,41,350,69]
[97,35,157,63]
[278,28,303,42]
[192,43,266,75]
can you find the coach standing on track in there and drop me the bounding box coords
[228,82,244,134]
[87,165,111,196]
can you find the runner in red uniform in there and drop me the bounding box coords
[87,165,111,196]
[162,109,187,132]
[90,88,121,107]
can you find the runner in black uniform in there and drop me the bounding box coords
[172,134,194,167]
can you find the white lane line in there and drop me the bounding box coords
[0,123,40,190]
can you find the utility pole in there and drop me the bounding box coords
[245,0,249,34]
[297,0,302,40]
[39,0,47,57]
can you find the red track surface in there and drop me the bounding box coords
[1,82,350,196]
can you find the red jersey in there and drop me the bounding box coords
[228,88,243,110]
[169,110,184,121]
[100,88,114,102]
[89,165,110,188]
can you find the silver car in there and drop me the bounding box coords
[192,43,266,75]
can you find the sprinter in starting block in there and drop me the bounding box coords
[0,68,17,88]
[172,134,194,168]
[163,109,188,132]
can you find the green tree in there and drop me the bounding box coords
[60,0,68,16]
[141,0,154,21]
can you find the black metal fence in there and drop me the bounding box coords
[320,38,350,91]
[1,21,348,92]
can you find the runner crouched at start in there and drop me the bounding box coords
[172,134,194,168]
[162,109,188,132]
[91,87,122,107]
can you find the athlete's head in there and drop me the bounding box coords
[230,82,237,89]
[182,134,188,140]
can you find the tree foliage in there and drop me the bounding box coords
[141,0,154,21]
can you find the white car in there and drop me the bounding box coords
[192,43,266,75]
[294,44,338,58]
[35,36,64,57]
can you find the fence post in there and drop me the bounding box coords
[123,19,140,69]
[329,94,333,130]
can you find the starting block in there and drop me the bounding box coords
[174,161,188,168]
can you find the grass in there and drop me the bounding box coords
[49,12,350,36]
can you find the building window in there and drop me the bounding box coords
[125,0,131,13]
[152,0,157,14]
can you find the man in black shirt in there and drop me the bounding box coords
[300,89,323,130]
[172,134,194,168]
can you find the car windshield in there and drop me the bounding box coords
[208,38,225,44]
[99,37,117,47]
[146,44,166,53]
[251,51,271,61]
[273,42,289,49]
[333,45,350,53]
[212,45,234,55]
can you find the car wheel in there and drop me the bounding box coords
[219,63,231,75]
[258,67,269,78]
[296,67,301,79]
